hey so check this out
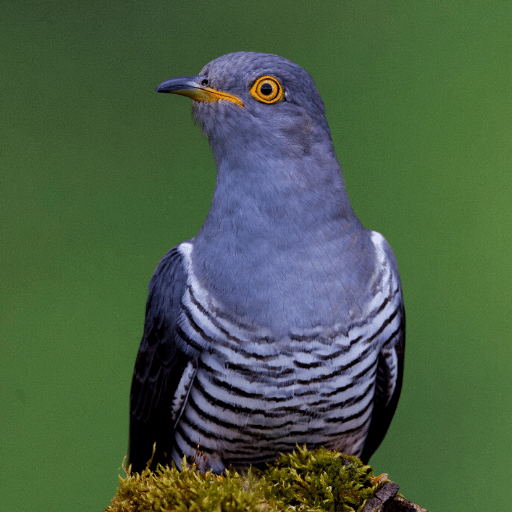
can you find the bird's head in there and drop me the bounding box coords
[156,52,335,162]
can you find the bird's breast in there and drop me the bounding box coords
[172,294,384,471]
[170,237,401,471]
[188,225,376,333]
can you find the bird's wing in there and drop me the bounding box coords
[360,233,406,464]
[128,246,199,472]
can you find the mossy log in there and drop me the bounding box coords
[105,446,427,512]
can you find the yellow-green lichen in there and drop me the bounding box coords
[105,446,384,512]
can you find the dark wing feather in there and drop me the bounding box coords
[128,246,192,472]
[360,302,405,464]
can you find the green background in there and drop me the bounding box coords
[2,1,511,510]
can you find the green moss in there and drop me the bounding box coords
[105,446,384,512]
[260,446,379,511]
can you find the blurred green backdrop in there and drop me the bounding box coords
[2,1,511,510]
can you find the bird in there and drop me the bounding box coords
[128,51,405,474]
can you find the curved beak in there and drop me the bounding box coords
[155,75,244,108]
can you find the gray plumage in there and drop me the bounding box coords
[129,52,405,473]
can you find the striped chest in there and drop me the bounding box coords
[168,239,402,472]
[179,333,379,469]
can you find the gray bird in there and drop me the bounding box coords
[129,52,405,474]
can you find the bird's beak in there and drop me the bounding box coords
[155,75,244,108]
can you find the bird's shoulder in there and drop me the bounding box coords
[364,230,403,309]
[368,230,401,280]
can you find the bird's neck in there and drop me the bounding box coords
[198,140,358,244]
[192,140,364,271]
[189,142,372,332]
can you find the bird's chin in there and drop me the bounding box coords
[192,102,248,143]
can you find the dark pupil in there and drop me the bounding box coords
[260,82,273,96]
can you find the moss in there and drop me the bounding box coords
[105,446,384,512]
[260,446,380,511]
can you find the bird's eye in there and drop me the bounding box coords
[250,76,284,104]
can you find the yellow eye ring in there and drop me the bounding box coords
[249,76,284,104]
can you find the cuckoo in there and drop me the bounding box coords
[128,52,405,474]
